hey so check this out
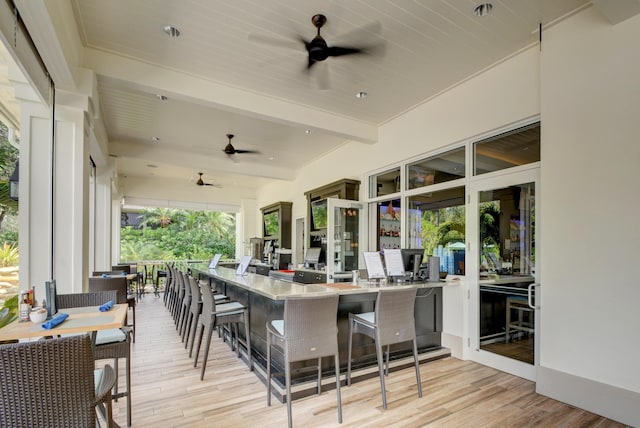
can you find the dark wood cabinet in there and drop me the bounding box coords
[260,201,292,270]
[304,178,360,203]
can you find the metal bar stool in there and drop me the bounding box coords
[266,294,342,428]
[346,287,422,409]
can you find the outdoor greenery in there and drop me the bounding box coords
[0,121,18,246]
[0,121,19,324]
[0,295,18,330]
[421,205,465,257]
[120,208,236,262]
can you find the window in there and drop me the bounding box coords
[406,187,465,274]
[369,167,400,198]
[474,122,540,175]
[377,198,401,252]
[407,147,465,190]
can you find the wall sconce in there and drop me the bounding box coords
[9,160,18,201]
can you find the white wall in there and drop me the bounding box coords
[537,6,640,423]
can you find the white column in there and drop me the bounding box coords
[238,198,257,259]
[17,97,52,299]
[53,104,89,293]
[92,167,113,271]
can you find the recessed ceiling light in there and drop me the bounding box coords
[356,91,368,99]
[152,136,160,142]
[155,94,168,101]
[268,156,275,161]
[305,129,311,134]
[163,25,181,37]
[473,3,493,17]
[146,164,158,168]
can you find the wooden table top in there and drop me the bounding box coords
[0,303,128,342]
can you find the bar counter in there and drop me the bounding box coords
[191,265,449,397]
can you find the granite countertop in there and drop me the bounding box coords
[193,265,454,301]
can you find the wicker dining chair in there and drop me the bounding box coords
[266,294,342,428]
[89,275,136,343]
[58,290,133,427]
[0,334,116,428]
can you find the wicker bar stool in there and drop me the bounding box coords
[346,287,422,409]
[266,294,342,428]
[193,280,251,380]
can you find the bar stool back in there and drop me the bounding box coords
[266,294,342,428]
[177,271,192,334]
[346,287,422,409]
[193,281,251,380]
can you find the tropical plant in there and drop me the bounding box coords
[0,242,18,267]
[138,208,175,229]
[0,295,18,330]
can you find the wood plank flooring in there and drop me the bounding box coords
[102,294,628,427]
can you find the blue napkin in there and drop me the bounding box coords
[101,273,109,278]
[41,313,69,330]
[99,300,114,312]
[121,271,126,276]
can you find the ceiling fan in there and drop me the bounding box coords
[249,14,383,87]
[195,172,221,188]
[222,134,260,156]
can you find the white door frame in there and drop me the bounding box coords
[465,167,540,381]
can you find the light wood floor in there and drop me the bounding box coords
[104,294,627,427]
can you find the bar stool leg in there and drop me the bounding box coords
[286,361,293,428]
[346,315,354,386]
[413,338,423,398]
[375,335,388,409]
[243,313,252,371]
[334,353,342,424]
[317,357,322,395]
[266,332,272,406]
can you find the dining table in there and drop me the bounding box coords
[0,303,128,346]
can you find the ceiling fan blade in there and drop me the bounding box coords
[326,46,361,58]
[307,55,317,69]
[233,149,261,154]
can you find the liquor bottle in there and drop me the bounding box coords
[19,293,31,322]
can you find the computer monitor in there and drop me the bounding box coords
[209,254,222,269]
[304,247,322,265]
[401,249,424,278]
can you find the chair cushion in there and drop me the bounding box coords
[95,328,128,345]
[354,312,375,324]
[94,368,103,394]
[216,302,245,313]
[271,320,284,335]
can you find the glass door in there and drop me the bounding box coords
[467,169,540,380]
[326,198,364,282]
